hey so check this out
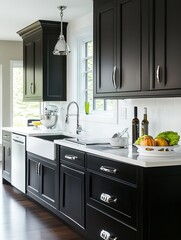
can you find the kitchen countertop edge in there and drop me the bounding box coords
[55,139,181,168]
[3,127,181,168]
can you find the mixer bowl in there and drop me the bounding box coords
[40,115,58,129]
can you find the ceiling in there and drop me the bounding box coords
[0,0,93,41]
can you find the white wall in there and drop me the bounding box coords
[0,65,2,142]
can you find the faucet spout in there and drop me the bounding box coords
[65,101,82,134]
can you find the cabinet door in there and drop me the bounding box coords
[23,32,42,101]
[2,141,11,182]
[60,164,85,227]
[27,157,39,195]
[116,0,142,92]
[39,161,58,208]
[94,0,117,94]
[152,0,181,90]
[94,0,142,97]
[42,33,66,101]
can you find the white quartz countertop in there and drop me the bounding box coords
[55,139,181,168]
[2,127,68,137]
[3,127,181,168]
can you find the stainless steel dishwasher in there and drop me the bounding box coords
[11,133,26,193]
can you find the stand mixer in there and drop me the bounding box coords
[40,105,58,129]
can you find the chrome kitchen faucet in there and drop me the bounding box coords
[65,101,82,134]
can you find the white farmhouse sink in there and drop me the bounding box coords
[27,134,71,160]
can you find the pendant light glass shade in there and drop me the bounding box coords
[53,6,70,55]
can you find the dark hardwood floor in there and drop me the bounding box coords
[0,163,84,240]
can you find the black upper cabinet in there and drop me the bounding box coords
[94,0,116,94]
[94,0,181,98]
[94,0,146,98]
[116,0,144,93]
[18,20,67,102]
[151,0,181,91]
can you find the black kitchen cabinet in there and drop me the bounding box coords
[150,0,181,92]
[17,20,67,102]
[94,0,181,98]
[26,152,59,209]
[86,153,138,239]
[141,166,181,240]
[93,0,149,98]
[13,142,181,239]
[60,146,85,228]
[87,205,136,240]
[2,131,11,183]
[86,153,181,240]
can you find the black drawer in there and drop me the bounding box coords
[87,172,137,227]
[87,154,138,185]
[86,205,137,240]
[60,146,85,168]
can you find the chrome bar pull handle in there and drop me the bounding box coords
[100,230,117,240]
[156,65,161,83]
[30,82,35,94]
[38,162,41,175]
[100,193,117,204]
[100,166,117,174]
[112,66,117,89]
[7,147,11,156]
[65,155,78,161]
[36,163,38,175]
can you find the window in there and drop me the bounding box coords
[80,40,114,114]
[11,61,40,127]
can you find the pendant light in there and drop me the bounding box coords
[53,6,70,55]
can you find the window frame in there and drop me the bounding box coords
[10,60,41,127]
[77,36,118,124]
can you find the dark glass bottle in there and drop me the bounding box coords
[141,107,149,135]
[132,106,139,144]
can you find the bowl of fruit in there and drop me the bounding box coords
[134,131,180,156]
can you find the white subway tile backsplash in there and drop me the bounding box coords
[53,97,181,145]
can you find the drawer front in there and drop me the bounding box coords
[60,146,85,168]
[87,172,137,227]
[86,205,137,240]
[87,154,138,184]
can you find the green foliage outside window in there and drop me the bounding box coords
[13,65,40,127]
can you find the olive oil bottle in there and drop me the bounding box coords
[141,107,149,135]
[132,106,139,144]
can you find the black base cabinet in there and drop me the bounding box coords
[86,153,139,240]
[24,147,181,240]
[86,205,137,240]
[2,131,11,183]
[141,167,181,240]
[60,164,85,227]
[26,152,59,210]
[86,153,181,240]
[59,146,85,229]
